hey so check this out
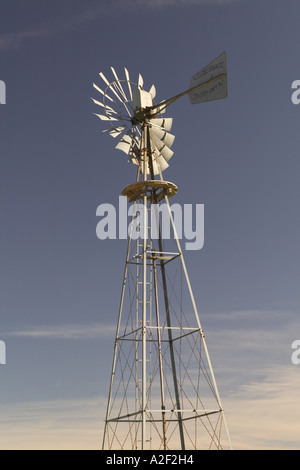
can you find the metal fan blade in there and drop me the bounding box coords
[110,67,128,101]
[124,67,133,101]
[153,150,169,173]
[128,154,139,166]
[99,71,111,88]
[155,101,166,114]
[108,83,126,104]
[102,125,126,137]
[149,84,156,99]
[91,98,118,114]
[151,127,175,148]
[100,71,125,104]
[151,136,174,162]
[93,83,114,102]
[151,132,175,152]
[93,113,118,122]
[116,133,134,154]
[149,117,173,132]
[151,159,160,176]
[106,127,124,138]
[138,73,144,89]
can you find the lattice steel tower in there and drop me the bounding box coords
[92,53,231,450]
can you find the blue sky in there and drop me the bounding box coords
[0,0,300,449]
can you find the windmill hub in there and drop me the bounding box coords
[131,107,153,126]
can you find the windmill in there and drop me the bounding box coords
[92,52,232,450]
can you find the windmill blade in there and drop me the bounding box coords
[188,51,227,104]
[99,71,126,104]
[129,135,140,160]
[103,127,125,138]
[116,132,140,155]
[155,144,173,163]
[93,83,114,102]
[93,113,119,122]
[110,67,128,101]
[91,98,118,114]
[124,67,133,101]
[151,127,175,148]
[153,149,169,173]
[154,144,173,163]
[115,133,133,154]
[149,84,156,100]
[156,102,166,114]
[151,159,160,176]
[138,73,144,89]
[99,71,112,88]
[151,130,174,161]
[149,117,173,132]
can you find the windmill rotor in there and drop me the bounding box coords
[92,67,175,175]
[92,52,227,177]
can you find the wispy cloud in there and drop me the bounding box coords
[2,309,300,449]
[4,322,116,340]
[226,365,300,449]
[0,3,102,51]
[0,0,242,51]
[1,365,300,449]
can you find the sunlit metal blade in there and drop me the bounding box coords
[110,67,128,101]
[153,100,166,114]
[124,67,133,101]
[116,133,133,154]
[152,159,160,175]
[128,154,139,166]
[107,128,124,138]
[93,83,114,102]
[151,135,174,162]
[93,113,118,122]
[153,149,169,173]
[91,98,118,114]
[159,145,173,162]
[151,127,175,148]
[149,84,156,99]
[102,125,126,137]
[107,83,125,104]
[138,73,144,89]
[100,71,125,104]
[129,136,140,159]
[99,71,111,88]
[149,117,173,132]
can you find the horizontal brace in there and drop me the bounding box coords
[107,410,222,423]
